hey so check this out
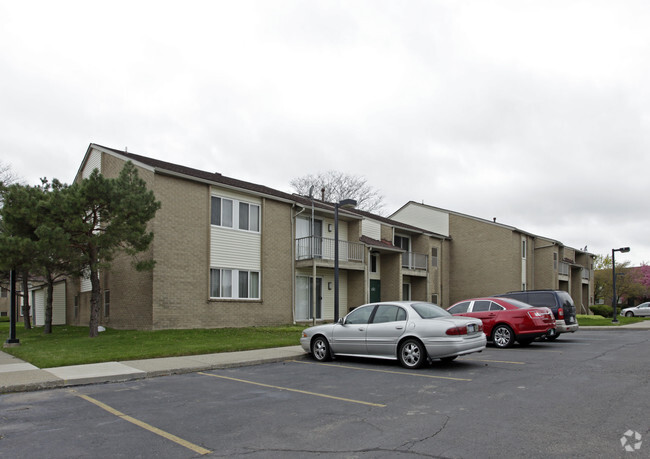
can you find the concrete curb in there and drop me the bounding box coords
[1,346,308,394]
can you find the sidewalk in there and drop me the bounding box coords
[0,345,307,394]
[2,322,649,394]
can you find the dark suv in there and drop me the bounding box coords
[494,290,579,340]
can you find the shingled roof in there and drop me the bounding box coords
[89,143,443,239]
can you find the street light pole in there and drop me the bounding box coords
[611,246,630,324]
[334,198,357,322]
[4,269,20,347]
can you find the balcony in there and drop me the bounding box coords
[559,262,570,276]
[295,236,364,264]
[402,251,428,271]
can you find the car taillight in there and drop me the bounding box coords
[527,311,544,319]
[558,307,564,319]
[446,326,468,335]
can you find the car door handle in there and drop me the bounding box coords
[358,327,365,331]
[395,326,403,330]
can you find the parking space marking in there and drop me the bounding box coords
[70,390,211,456]
[199,372,386,407]
[291,360,473,381]
[460,358,526,365]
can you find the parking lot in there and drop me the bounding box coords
[2,330,649,458]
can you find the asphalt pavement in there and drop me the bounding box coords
[1,321,649,394]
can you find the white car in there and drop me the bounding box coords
[620,302,650,317]
[300,301,486,369]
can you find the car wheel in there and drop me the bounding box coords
[311,335,331,362]
[518,337,534,346]
[492,324,514,348]
[625,311,634,317]
[398,339,427,369]
[441,356,458,362]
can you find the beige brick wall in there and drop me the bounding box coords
[533,245,557,289]
[103,154,155,329]
[448,215,523,302]
[381,252,402,301]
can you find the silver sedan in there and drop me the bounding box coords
[620,302,650,317]
[300,301,486,369]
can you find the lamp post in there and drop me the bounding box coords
[611,247,630,324]
[4,269,20,347]
[334,198,357,322]
[309,186,316,326]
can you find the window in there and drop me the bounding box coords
[489,303,505,311]
[371,254,378,273]
[522,240,527,258]
[473,300,491,312]
[0,287,7,298]
[371,305,406,323]
[211,197,233,227]
[448,301,470,314]
[74,295,79,319]
[553,252,558,270]
[239,202,260,231]
[212,196,260,232]
[104,290,110,317]
[345,305,374,324]
[210,268,260,299]
[431,294,439,304]
[431,247,439,268]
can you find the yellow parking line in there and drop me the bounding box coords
[199,372,386,407]
[70,390,211,456]
[461,358,526,365]
[291,360,472,382]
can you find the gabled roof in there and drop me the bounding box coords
[348,206,448,240]
[393,201,593,257]
[86,144,444,240]
[359,235,403,252]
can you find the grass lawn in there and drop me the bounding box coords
[0,321,305,368]
[576,314,649,327]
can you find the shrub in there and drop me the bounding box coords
[590,304,614,318]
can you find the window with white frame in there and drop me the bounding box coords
[522,240,527,259]
[210,268,260,299]
[211,196,260,232]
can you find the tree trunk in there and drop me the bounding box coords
[21,270,32,329]
[44,272,54,334]
[88,251,101,338]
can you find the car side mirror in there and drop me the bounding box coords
[337,317,344,325]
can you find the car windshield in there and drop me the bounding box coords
[411,302,452,319]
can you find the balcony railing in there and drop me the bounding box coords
[559,261,570,276]
[402,251,428,270]
[295,236,364,263]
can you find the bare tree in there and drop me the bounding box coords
[290,171,385,214]
[0,160,20,188]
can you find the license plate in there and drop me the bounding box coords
[467,324,476,333]
[569,317,575,323]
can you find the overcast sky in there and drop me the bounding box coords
[1,0,648,265]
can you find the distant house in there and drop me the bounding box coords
[390,202,595,314]
[67,144,446,330]
[29,281,67,326]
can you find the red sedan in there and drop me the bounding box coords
[447,297,555,348]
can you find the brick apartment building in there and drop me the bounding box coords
[391,202,595,314]
[64,144,447,330]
